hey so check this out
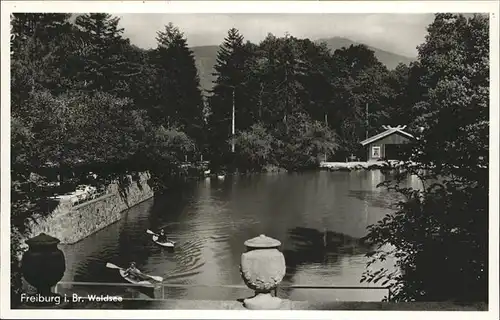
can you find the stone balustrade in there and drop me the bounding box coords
[15,232,487,311]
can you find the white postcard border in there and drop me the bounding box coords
[1,1,498,319]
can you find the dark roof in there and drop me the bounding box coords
[360,125,414,146]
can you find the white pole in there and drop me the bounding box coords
[324,113,328,161]
[231,88,235,153]
[365,103,369,139]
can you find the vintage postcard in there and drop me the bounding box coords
[1,1,498,319]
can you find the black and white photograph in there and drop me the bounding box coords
[1,1,499,319]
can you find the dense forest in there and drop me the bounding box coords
[10,13,489,305]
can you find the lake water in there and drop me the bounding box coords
[60,170,422,302]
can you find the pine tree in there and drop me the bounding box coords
[208,28,255,161]
[272,35,307,131]
[212,28,247,85]
[152,23,204,149]
[74,13,134,94]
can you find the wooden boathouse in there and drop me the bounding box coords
[360,125,414,161]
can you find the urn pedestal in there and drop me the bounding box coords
[21,233,66,307]
[240,234,286,309]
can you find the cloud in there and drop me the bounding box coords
[115,13,435,57]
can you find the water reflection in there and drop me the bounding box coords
[62,170,409,302]
[283,226,371,281]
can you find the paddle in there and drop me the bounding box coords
[146,229,176,244]
[106,262,163,282]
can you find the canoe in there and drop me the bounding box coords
[152,235,175,248]
[119,269,155,288]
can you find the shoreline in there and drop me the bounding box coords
[319,160,406,171]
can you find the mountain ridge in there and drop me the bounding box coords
[191,36,416,92]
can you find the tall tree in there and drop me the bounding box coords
[299,40,335,124]
[74,13,136,94]
[384,63,412,126]
[152,23,204,148]
[258,34,308,132]
[208,28,256,163]
[329,44,391,158]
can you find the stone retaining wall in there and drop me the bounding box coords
[25,172,154,245]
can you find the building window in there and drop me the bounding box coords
[372,146,381,158]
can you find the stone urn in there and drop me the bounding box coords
[21,233,66,302]
[240,234,286,309]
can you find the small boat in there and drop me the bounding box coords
[119,269,156,288]
[106,262,163,288]
[147,229,176,248]
[152,235,175,248]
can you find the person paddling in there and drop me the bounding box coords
[157,229,168,243]
[124,262,143,280]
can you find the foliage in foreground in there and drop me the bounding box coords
[361,14,489,303]
[10,13,199,300]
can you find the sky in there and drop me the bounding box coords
[115,13,437,58]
